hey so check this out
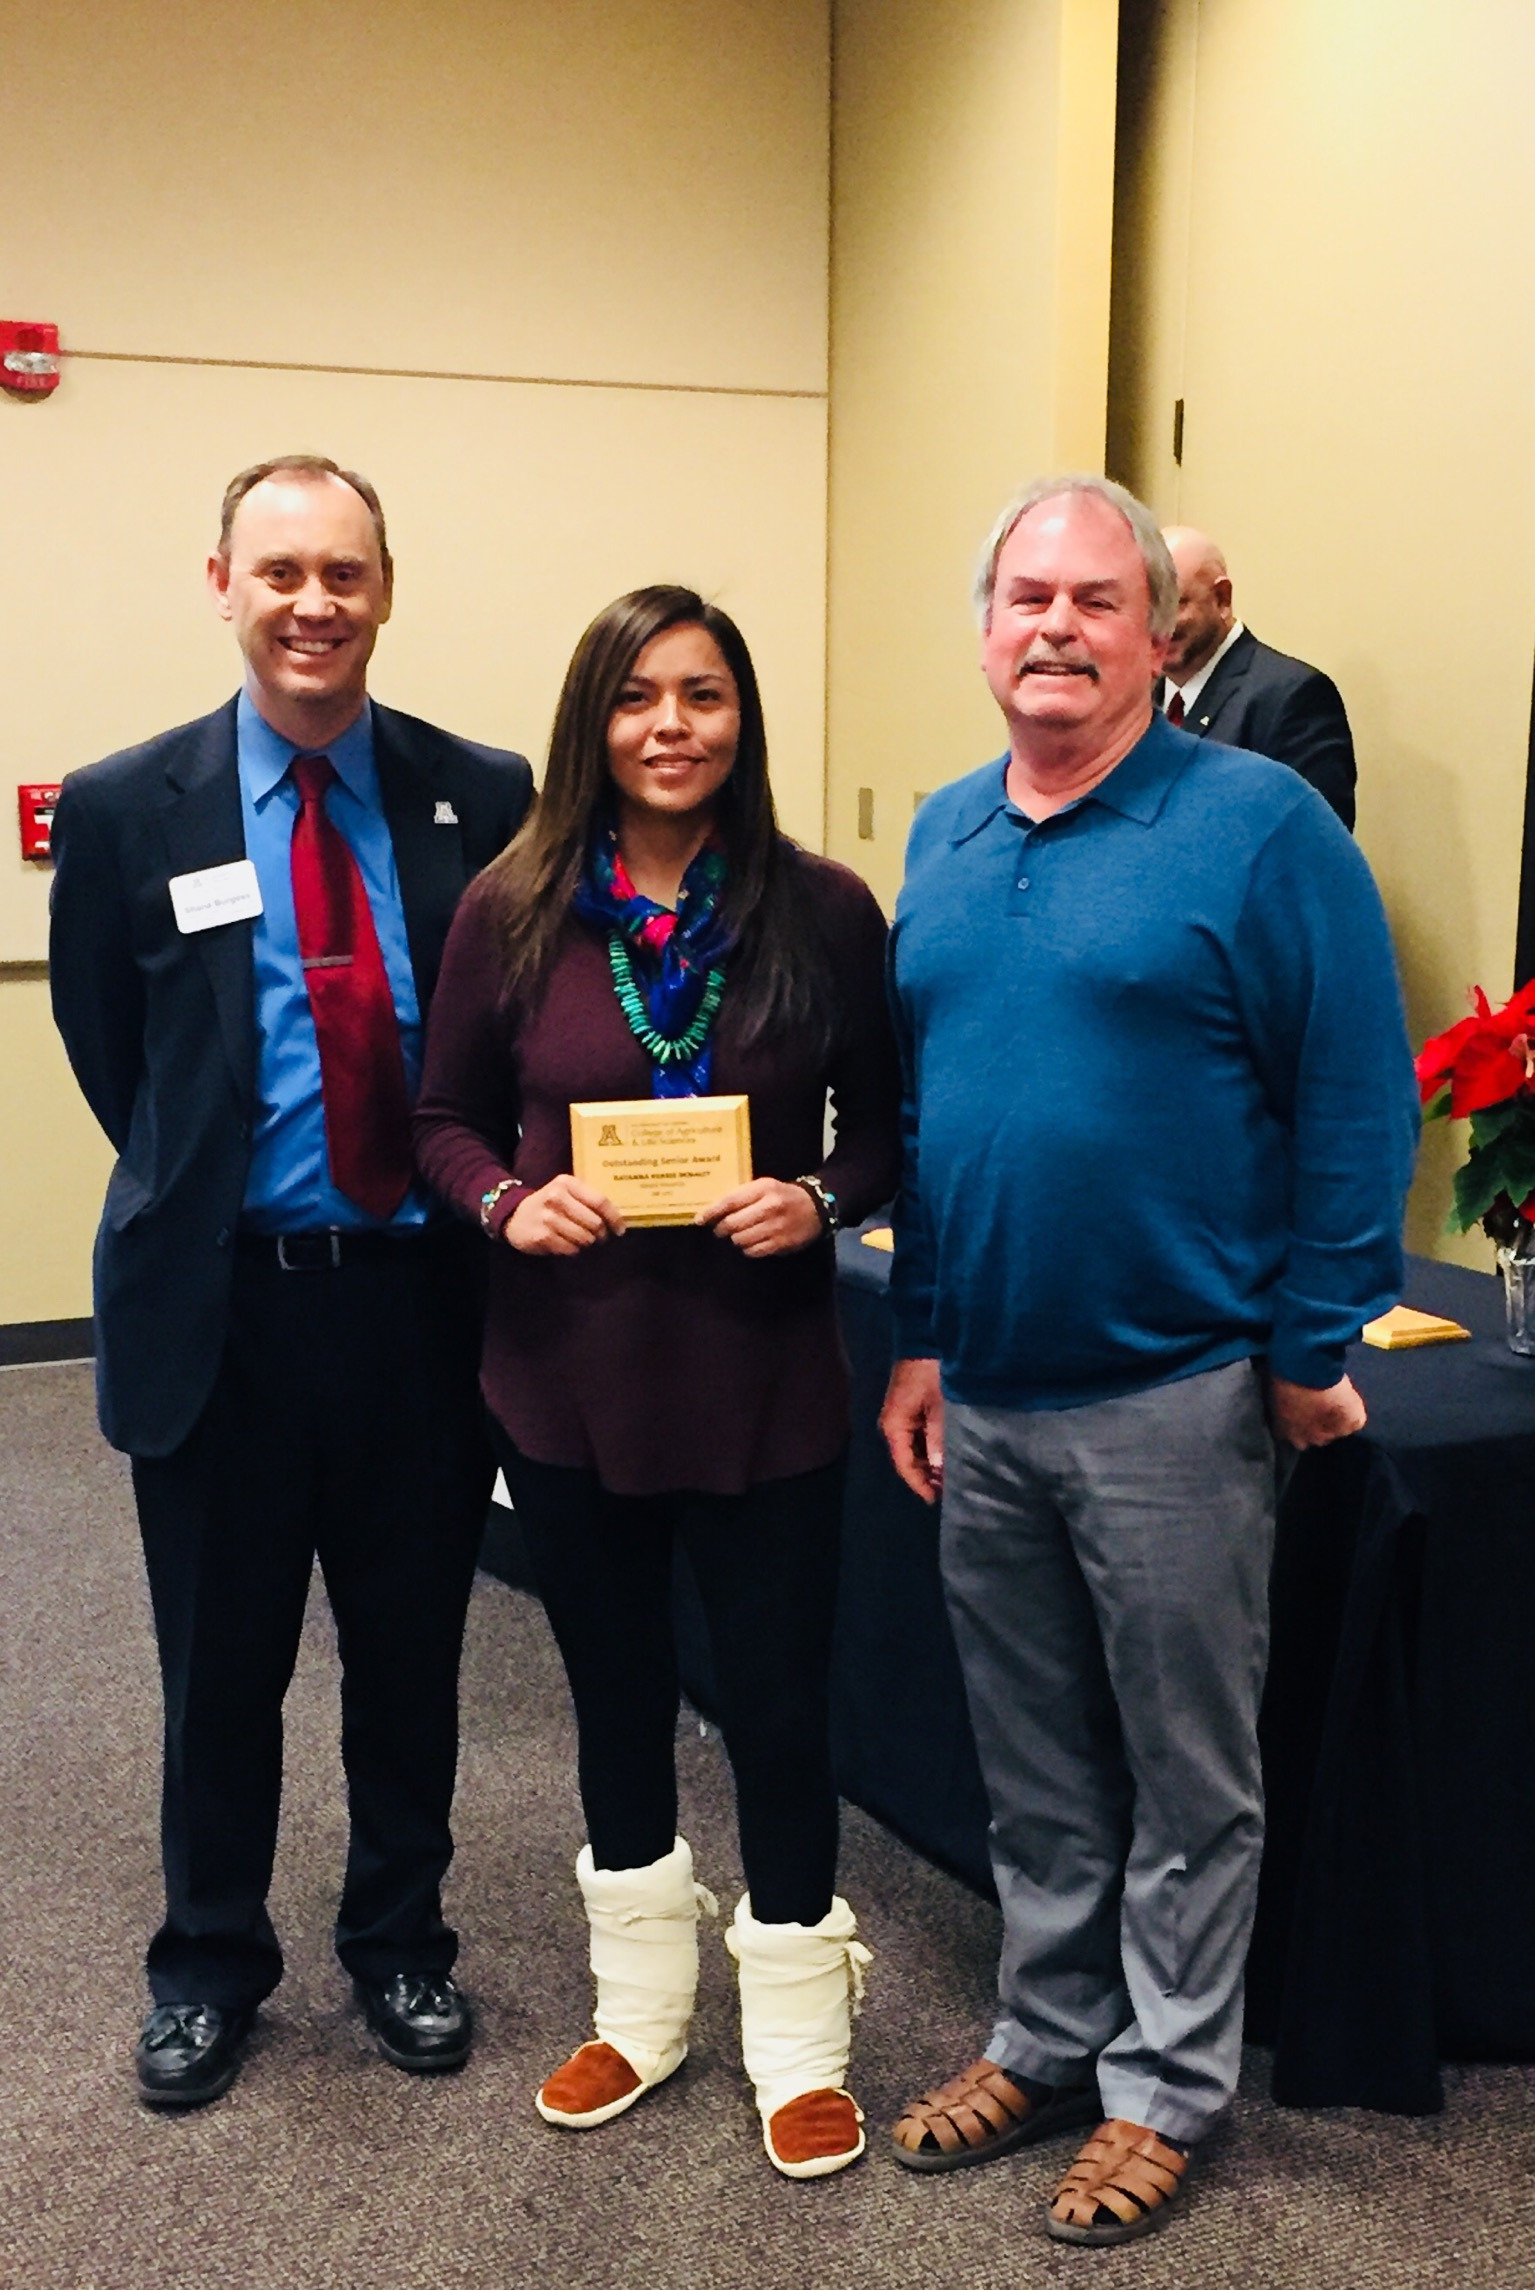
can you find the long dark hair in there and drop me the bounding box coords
[480,586,834,1051]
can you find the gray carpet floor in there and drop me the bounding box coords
[2,1359,1532,2290]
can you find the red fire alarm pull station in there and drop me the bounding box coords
[19,785,62,861]
[0,322,61,399]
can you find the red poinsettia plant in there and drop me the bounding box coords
[1416,979,1535,1255]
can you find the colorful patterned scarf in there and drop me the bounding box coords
[574,819,734,1096]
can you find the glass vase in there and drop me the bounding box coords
[1496,1247,1535,1357]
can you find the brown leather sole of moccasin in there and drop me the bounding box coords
[535,2041,652,2129]
[892,2068,1100,2174]
[765,2089,867,2180]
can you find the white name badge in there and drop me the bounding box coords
[169,859,264,934]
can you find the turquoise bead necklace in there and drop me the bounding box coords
[607,933,726,1065]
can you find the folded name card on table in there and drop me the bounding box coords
[1361,1305,1470,1349]
[861,1227,895,1252]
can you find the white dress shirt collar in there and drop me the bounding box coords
[1165,619,1245,718]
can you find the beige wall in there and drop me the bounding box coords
[825,0,1120,912]
[5,0,829,395]
[0,0,830,1322]
[1109,0,1535,1261]
[0,982,115,1326]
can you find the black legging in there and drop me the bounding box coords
[494,1435,844,1927]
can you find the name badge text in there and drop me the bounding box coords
[169,859,264,934]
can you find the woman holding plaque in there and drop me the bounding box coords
[415,587,900,2178]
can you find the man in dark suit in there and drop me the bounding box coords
[1159,526,1356,829]
[50,454,532,2107]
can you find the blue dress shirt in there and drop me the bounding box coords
[236,690,433,1230]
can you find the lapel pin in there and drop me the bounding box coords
[434,800,459,825]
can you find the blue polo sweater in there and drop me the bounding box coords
[887,713,1419,1406]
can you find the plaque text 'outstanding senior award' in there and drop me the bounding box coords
[569,1095,753,1228]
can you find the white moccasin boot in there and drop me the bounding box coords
[536,1837,717,2128]
[725,1893,872,2178]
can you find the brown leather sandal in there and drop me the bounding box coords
[891,2057,1100,2172]
[1047,2118,1190,2245]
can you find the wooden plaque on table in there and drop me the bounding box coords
[570,1094,753,1228]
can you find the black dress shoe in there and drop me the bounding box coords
[134,2003,254,2108]
[354,1971,472,2071]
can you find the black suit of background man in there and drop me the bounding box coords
[1160,525,1357,830]
[49,457,531,2106]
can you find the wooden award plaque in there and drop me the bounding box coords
[569,1094,753,1228]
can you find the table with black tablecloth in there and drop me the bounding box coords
[484,1236,1535,2115]
[810,1237,1535,2116]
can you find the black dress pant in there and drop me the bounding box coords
[131,1230,491,2008]
[494,1435,845,1927]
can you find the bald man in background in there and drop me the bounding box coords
[1159,527,1357,829]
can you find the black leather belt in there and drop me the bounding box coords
[236,1227,448,1272]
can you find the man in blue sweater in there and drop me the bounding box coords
[881,475,1418,2246]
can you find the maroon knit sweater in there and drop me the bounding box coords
[414,846,901,1495]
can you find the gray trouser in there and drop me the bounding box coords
[940,1360,1277,2144]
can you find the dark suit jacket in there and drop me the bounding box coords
[49,696,532,1458]
[1162,628,1356,830]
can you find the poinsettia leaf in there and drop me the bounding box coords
[1421,1084,1453,1122]
[1453,1153,1511,1231]
[1497,1134,1535,1202]
[1452,1125,1535,1230]
[1470,1101,1523,1144]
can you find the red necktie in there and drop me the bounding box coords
[1166,691,1186,726]
[289,756,413,1222]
